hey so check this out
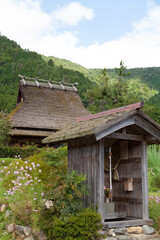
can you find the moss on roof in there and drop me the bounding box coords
[43,110,136,144]
[9,80,90,131]
[7,101,24,120]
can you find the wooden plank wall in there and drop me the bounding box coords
[104,140,143,219]
[68,138,103,210]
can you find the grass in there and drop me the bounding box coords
[0,212,13,240]
[148,145,160,232]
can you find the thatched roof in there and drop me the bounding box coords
[9,78,89,137]
[43,104,160,145]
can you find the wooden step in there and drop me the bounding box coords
[104,211,127,220]
[103,219,154,229]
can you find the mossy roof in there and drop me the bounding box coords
[43,109,160,144]
[43,110,136,144]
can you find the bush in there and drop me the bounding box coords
[0,146,68,227]
[148,145,160,192]
[0,113,11,146]
[0,144,39,158]
[44,208,103,240]
[0,156,46,226]
[0,211,13,240]
[47,171,88,217]
[149,194,160,232]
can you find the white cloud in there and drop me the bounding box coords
[0,0,160,69]
[53,2,94,26]
[72,1,160,68]
[0,0,52,43]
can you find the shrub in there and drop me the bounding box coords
[0,144,39,158]
[149,194,160,232]
[0,146,68,227]
[43,208,103,240]
[0,156,46,226]
[0,113,11,146]
[148,145,160,192]
[0,211,13,240]
[47,171,88,217]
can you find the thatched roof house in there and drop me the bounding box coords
[43,102,160,227]
[9,76,89,145]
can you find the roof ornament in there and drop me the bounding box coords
[18,75,78,92]
[48,80,53,89]
[22,75,26,85]
[35,77,40,87]
[60,80,65,91]
[72,83,78,92]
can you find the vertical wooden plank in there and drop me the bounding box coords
[98,139,104,222]
[120,141,128,159]
[141,141,149,220]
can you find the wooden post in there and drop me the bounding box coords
[98,139,104,222]
[141,141,149,220]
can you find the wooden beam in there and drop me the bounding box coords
[104,212,127,220]
[135,115,160,140]
[106,132,143,141]
[95,117,135,141]
[19,74,78,87]
[146,136,159,143]
[141,141,149,220]
[122,128,126,134]
[103,219,153,229]
[98,139,104,222]
[113,196,142,203]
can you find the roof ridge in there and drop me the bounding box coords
[19,74,78,92]
[76,102,144,122]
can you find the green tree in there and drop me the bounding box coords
[86,62,134,112]
[48,59,54,67]
[0,113,11,146]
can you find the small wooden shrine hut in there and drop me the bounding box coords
[43,102,160,228]
[8,75,89,145]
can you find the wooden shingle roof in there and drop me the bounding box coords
[9,78,90,136]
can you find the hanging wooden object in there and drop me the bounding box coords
[124,177,133,191]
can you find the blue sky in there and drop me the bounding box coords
[41,0,148,45]
[0,0,160,68]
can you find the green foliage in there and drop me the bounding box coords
[0,144,39,158]
[144,104,160,124]
[86,63,140,112]
[0,146,67,227]
[1,35,160,122]
[47,171,88,217]
[0,35,94,113]
[0,113,11,146]
[43,208,103,240]
[0,156,46,226]
[0,212,13,240]
[0,146,102,239]
[85,61,159,123]
[148,145,160,232]
[148,145,160,192]
[149,194,160,232]
[35,145,68,167]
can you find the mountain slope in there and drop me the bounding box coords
[0,35,94,112]
[0,34,160,121]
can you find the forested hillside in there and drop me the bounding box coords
[0,35,94,112]
[0,35,160,123]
